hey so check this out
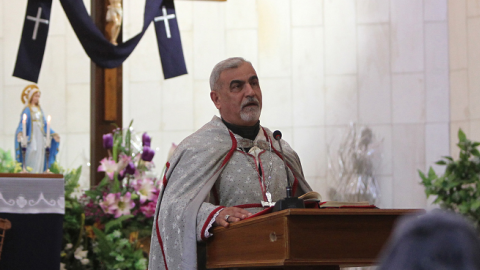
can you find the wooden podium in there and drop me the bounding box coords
[206,208,423,269]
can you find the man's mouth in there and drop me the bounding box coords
[242,102,259,109]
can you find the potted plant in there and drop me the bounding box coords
[419,129,480,229]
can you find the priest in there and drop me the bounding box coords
[149,57,312,270]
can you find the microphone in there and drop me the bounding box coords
[273,130,292,197]
[272,130,305,212]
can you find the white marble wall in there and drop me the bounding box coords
[0,0,452,209]
[122,0,450,209]
[0,0,91,187]
[449,0,480,159]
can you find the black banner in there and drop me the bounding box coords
[13,0,187,83]
[13,0,52,83]
[154,0,188,79]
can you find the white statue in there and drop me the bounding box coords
[15,85,60,173]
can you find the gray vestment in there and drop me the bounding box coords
[149,116,311,270]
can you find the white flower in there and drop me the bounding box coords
[74,246,88,260]
[81,258,90,265]
[65,243,73,250]
[60,263,66,270]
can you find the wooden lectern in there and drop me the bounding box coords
[206,208,424,269]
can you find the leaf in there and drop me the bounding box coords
[435,160,447,165]
[458,128,467,142]
[442,156,454,162]
[105,215,134,233]
[470,200,480,212]
[427,167,437,179]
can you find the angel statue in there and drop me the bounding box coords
[15,85,60,173]
[328,123,381,205]
[106,0,123,45]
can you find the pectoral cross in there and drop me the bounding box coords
[261,191,275,207]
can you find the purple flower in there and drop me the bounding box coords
[141,146,155,162]
[102,133,113,149]
[142,132,151,147]
[140,202,156,218]
[118,170,126,181]
[125,161,136,175]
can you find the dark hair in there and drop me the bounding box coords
[377,210,480,270]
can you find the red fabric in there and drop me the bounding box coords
[155,211,169,270]
[162,162,170,187]
[200,206,225,241]
[244,206,274,219]
[221,131,237,168]
[304,200,320,208]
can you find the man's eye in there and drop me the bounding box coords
[231,84,242,91]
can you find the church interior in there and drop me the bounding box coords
[1,0,480,269]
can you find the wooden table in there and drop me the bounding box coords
[206,208,424,269]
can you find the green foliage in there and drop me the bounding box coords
[0,148,22,173]
[93,224,147,270]
[419,129,480,228]
[59,166,93,269]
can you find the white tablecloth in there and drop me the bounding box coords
[0,176,64,214]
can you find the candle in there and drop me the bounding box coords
[22,114,27,146]
[46,115,51,148]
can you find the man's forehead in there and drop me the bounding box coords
[219,62,257,83]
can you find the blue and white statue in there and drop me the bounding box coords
[15,85,60,173]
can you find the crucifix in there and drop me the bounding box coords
[90,0,225,185]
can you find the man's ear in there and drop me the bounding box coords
[210,91,221,110]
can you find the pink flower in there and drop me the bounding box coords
[131,178,158,204]
[97,158,117,180]
[99,192,135,218]
[140,202,156,218]
[115,192,136,218]
[117,153,131,172]
[100,193,119,215]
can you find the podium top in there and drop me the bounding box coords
[0,173,63,179]
[212,208,424,233]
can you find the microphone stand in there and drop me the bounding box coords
[272,130,305,212]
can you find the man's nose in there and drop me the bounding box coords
[244,83,255,96]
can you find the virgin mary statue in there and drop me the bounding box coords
[15,85,60,173]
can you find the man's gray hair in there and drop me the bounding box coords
[209,57,251,91]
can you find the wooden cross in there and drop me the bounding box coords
[90,0,225,185]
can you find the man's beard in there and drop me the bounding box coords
[240,97,261,123]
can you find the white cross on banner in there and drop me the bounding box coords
[26,7,49,40]
[154,6,176,39]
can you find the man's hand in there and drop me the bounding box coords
[214,207,252,228]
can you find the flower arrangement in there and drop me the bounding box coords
[60,122,162,270]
